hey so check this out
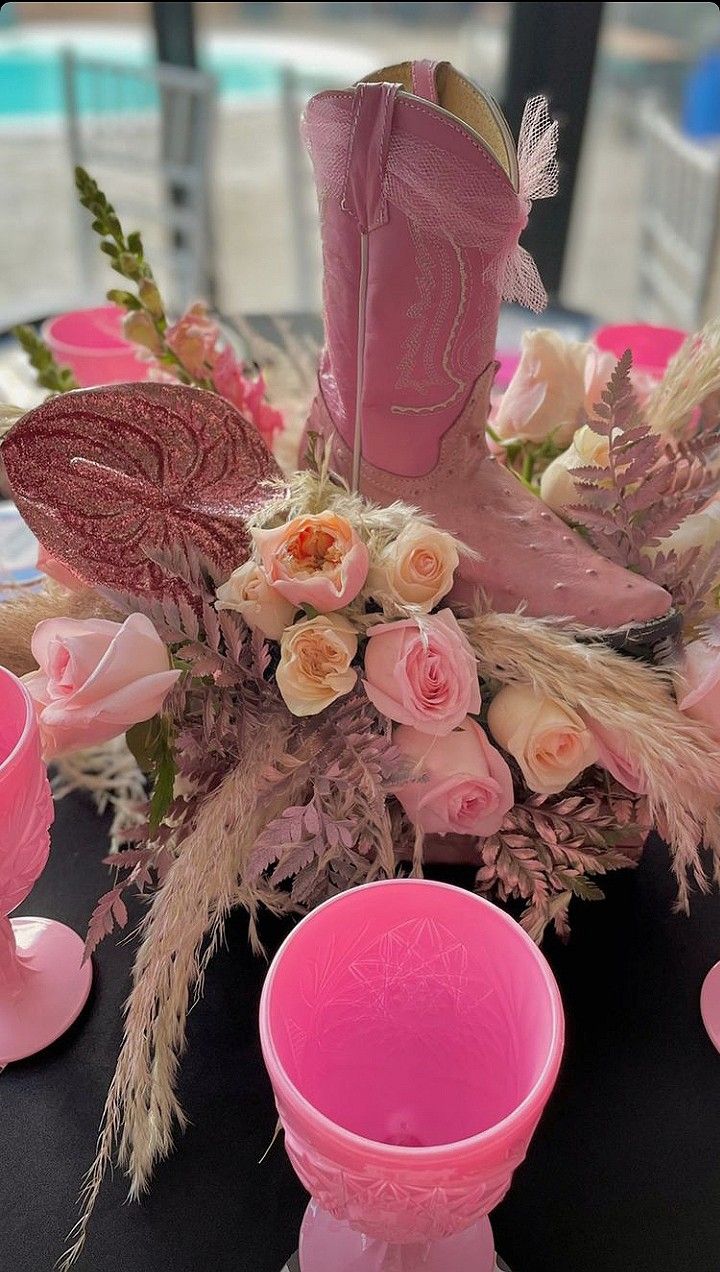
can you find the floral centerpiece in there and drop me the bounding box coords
[2,150,720,1265]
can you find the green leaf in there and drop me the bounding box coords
[13,325,79,394]
[149,746,176,833]
[126,716,176,833]
[126,716,164,772]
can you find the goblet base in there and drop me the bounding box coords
[284,1255,512,1271]
[0,917,92,1065]
[298,1201,499,1271]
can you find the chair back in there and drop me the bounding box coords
[63,51,216,311]
[639,99,720,327]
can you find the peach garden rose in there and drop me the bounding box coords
[487,682,598,794]
[367,523,459,614]
[23,613,180,759]
[253,512,369,612]
[363,609,480,735]
[215,560,297,641]
[394,717,514,837]
[276,614,357,716]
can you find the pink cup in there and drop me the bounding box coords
[594,322,686,378]
[260,879,564,1271]
[42,305,151,387]
[0,665,92,1064]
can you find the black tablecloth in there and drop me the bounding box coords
[2,792,719,1272]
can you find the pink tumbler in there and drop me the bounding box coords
[42,305,151,387]
[260,879,564,1271]
[0,665,92,1064]
[594,322,686,378]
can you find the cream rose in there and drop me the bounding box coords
[487,683,598,794]
[645,499,720,563]
[539,423,609,517]
[367,524,459,614]
[493,329,589,445]
[276,614,357,716]
[215,560,296,641]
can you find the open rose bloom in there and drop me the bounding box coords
[23,613,180,759]
[254,512,369,612]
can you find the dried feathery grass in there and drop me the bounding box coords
[52,738,147,853]
[648,317,720,436]
[251,456,474,575]
[233,316,318,476]
[463,608,720,907]
[59,710,309,1272]
[0,585,121,677]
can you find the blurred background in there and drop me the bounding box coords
[1,0,719,329]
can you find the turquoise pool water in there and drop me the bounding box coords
[0,45,280,119]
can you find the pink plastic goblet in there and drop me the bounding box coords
[260,878,564,1272]
[42,305,151,387]
[594,322,686,378]
[0,665,92,1065]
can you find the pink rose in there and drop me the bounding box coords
[363,609,481,735]
[583,346,616,414]
[493,329,589,445]
[394,717,514,836]
[165,302,218,378]
[215,560,296,641]
[23,613,180,759]
[589,721,646,794]
[37,544,84,591]
[675,639,720,739]
[584,346,658,415]
[254,512,369,613]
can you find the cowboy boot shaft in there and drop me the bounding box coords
[305,65,526,477]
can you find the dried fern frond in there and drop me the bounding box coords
[569,353,720,574]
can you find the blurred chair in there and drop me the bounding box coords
[278,65,325,312]
[63,51,216,312]
[638,100,720,327]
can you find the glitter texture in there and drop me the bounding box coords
[3,382,283,597]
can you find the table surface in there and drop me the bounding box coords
[2,792,720,1272]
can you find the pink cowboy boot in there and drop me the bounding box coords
[303,60,673,634]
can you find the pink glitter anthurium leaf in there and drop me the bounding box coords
[2,382,283,599]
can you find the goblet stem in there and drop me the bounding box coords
[0,914,30,998]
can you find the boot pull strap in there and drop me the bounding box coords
[410,59,439,103]
[341,81,399,233]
